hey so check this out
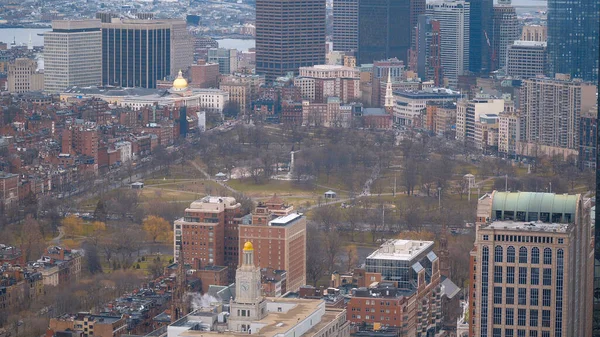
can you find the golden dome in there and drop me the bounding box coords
[172,70,188,90]
[243,241,254,251]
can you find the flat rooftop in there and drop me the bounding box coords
[366,240,434,261]
[480,221,569,233]
[269,213,303,227]
[180,298,325,337]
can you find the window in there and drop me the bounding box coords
[494,287,503,304]
[493,328,502,337]
[506,287,515,304]
[531,288,539,306]
[543,248,552,264]
[542,310,551,327]
[530,309,538,327]
[543,268,552,285]
[494,266,503,283]
[529,332,538,337]
[531,247,539,264]
[505,330,514,337]
[519,247,527,263]
[493,307,502,324]
[517,309,526,326]
[507,266,515,284]
[518,288,527,305]
[517,330,526,337]
[505,308,514,325]
[543,289,551,307]
[542,332,550,337]
[507,246,515,262]
[495,246,503,263]
[519,267,527,284]
[531,268,539,285]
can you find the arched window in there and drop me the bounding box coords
[507,246,515,263]
[543,248,552,264]
[494,246,503,263]
[519,247,528,263]
[531,247,540,264]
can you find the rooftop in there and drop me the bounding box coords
[366,240,434,261]
[513,40,547,47]
[480,220,570,233]
[268,213,303,227]
[491,192,579,221]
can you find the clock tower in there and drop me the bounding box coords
[229,241,267,332]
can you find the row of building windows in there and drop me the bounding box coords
[483,234,563,245]
[493,287,552,306]
[492,329,551,337]
[492,266,552,285]
[493,246,554,264]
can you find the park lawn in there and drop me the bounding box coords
[226,179,329,198]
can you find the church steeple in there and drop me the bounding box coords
[384,69,394,113]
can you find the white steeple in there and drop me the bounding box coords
[384,69,394,109]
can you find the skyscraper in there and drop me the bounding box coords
[471,191,594,337]
[101,19,193,88]
[414,14,442,86]
[333,0,358,53]
[492,0,518,70]
[358,0,423,65]
[467,0,493,74]
[547,0,598,82]
[426,0,470,88]
[255,0,326,82]
[44,20,102,93]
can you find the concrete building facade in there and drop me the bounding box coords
[506,41,547,79]
[44,20,102,93]
[426,0,470,88]
[7,58,44,93]
[470,191,594,337]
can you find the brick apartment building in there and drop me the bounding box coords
[48,313,127,337]
[174,196,243,281]
[0,171,19,211]
[239,203,306,292]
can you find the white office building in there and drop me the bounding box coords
[44,20,102,93]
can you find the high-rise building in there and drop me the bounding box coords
[492,2,518,70]
[332,0,358,53]
[101,19,193,88]
[471,191,594,337]
[173,196,243,280]
[455,95,504,145]
[467,0,493,74]
[255,0,326,82]
[208,48,238,75]
[521,25,547,42]
[578,107,597,170]
[506,41,547,79]
[547,0,598,82]
[358,0,423,65]
[239,205,306,292]
[519,75,596,156]
[44,20,102,93]
[426,0,470,88]
[414,15,442,86]
[7,58,44,93]
[295,65,360,103]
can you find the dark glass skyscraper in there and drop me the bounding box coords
[547,0,598,82]
[358,0,424,65]
[102,21,171,88]
[467,0,493,74]
[255,0,326,82]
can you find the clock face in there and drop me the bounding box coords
[241,282,249,292]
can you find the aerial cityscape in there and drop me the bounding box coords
[0,0,598,336]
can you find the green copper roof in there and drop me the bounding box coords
[492,192,578,219]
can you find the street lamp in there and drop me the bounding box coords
[438,187,442,209]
